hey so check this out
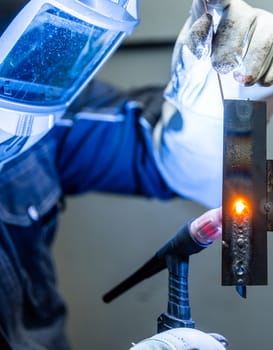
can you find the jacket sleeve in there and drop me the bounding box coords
[55,80,175,199]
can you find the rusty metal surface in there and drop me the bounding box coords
[222,100,268,286]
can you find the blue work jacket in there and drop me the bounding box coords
[0,81,176,349]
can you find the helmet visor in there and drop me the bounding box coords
[0,0,138,110]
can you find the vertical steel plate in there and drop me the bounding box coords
[222,100,267,286]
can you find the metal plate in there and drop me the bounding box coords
[222,100,267,286]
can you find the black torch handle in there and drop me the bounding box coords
[157,255,195,333]
[103,224,204,304]
[103,254,166,303]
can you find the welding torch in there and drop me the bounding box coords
[103,208,221,332]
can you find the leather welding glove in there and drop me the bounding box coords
[129,328,228,349]
[183,0,273,86]
[152,0,273,209]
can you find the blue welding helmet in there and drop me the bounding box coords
[0,0,138,161]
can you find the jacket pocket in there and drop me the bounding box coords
[0,141,62,226]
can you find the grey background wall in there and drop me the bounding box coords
[53,1,273,349]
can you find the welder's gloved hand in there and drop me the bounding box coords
[183,0,273,86]
[152,0,273,208]
[129,328,228,350]
[190,206,222,245]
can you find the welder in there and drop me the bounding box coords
[0,0,273,349]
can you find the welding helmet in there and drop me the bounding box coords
[0,0,138,162]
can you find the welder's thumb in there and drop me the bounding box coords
[179,0,230,59]
[182,0,273,86]
[129,328,228,349]
[181,0,237,60]
[212,0,273,86]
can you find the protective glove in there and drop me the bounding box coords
[182,0,273,86]
[152,0,273,208]
[129,328,228,350]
